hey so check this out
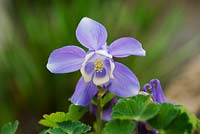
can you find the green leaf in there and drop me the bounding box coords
[103,119,136,134]
[148,104,195,134]
[66,104,88,121]
[39,104,88,128]
[196,119,200,133]
[1,120,19,134]
[39,112,68,128]
[148,103,180,129]
[57,120,91,134]
[160,112,193,134]
[40,128,65,134]
[179,106,198,131]
[112,95,160,121]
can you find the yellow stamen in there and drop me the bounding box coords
[94,60,104,71]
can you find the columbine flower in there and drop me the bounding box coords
[47,17,145,106]
[142,79,167,104]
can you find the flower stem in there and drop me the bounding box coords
[96,88,104,134]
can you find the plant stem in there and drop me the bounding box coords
[96,89,103,134]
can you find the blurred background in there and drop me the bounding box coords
[0,0,200,133]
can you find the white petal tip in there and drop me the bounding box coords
[142,49,146,56]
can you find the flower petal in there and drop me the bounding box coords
[47,46,86,73]
[109,37,146,57]
[108,62,140,97]
[85,62,94,74]
[76,17,107,50]
[93,68,109,85]
[70,77,98,106]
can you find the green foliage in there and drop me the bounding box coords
[109,95,199,133]
[41,121,91,134]
[112,95,160,121]
[179,106,198,130]
[39,112,68,128]
[41,128,65,134]
[1,97,199,134]
[148,104,195,133]
[1,120,19,134]
[39,104,88,128]
[148,103,180,129]
[57,121,91,134]
[103,120,136,134]
[65,104,88,121]
[160,112,193,134]
[196,119,200,133]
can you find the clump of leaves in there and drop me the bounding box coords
[2,95,199,134]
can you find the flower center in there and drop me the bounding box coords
[94,60,104,71]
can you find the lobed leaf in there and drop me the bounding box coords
[66,104,88,121]
[40,128,65,134]
[103,119,136,134]
[39,104,88,128]
[148,103,180,129]
[112,95,160,121]
[39,112,68,128]
[57,120,91,134]
[40,121,91,134]
[160,112,193,134]
[1,120,19,134]
[148,104,195,133]
[196,119,200,133]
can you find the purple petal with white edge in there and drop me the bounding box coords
[93,68,109,85]
[109,37,146,57]
[81,62,95,82]
[150,79,168,104]
[47,46,86,73]
[80,52,95,82]
[71,77,98,106]
[76,17,107,50]
[85,62,94,74]
[108,62,140,97]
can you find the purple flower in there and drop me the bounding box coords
[89,97,118,121]
[142,79,167,104]
[47,17,146,106]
